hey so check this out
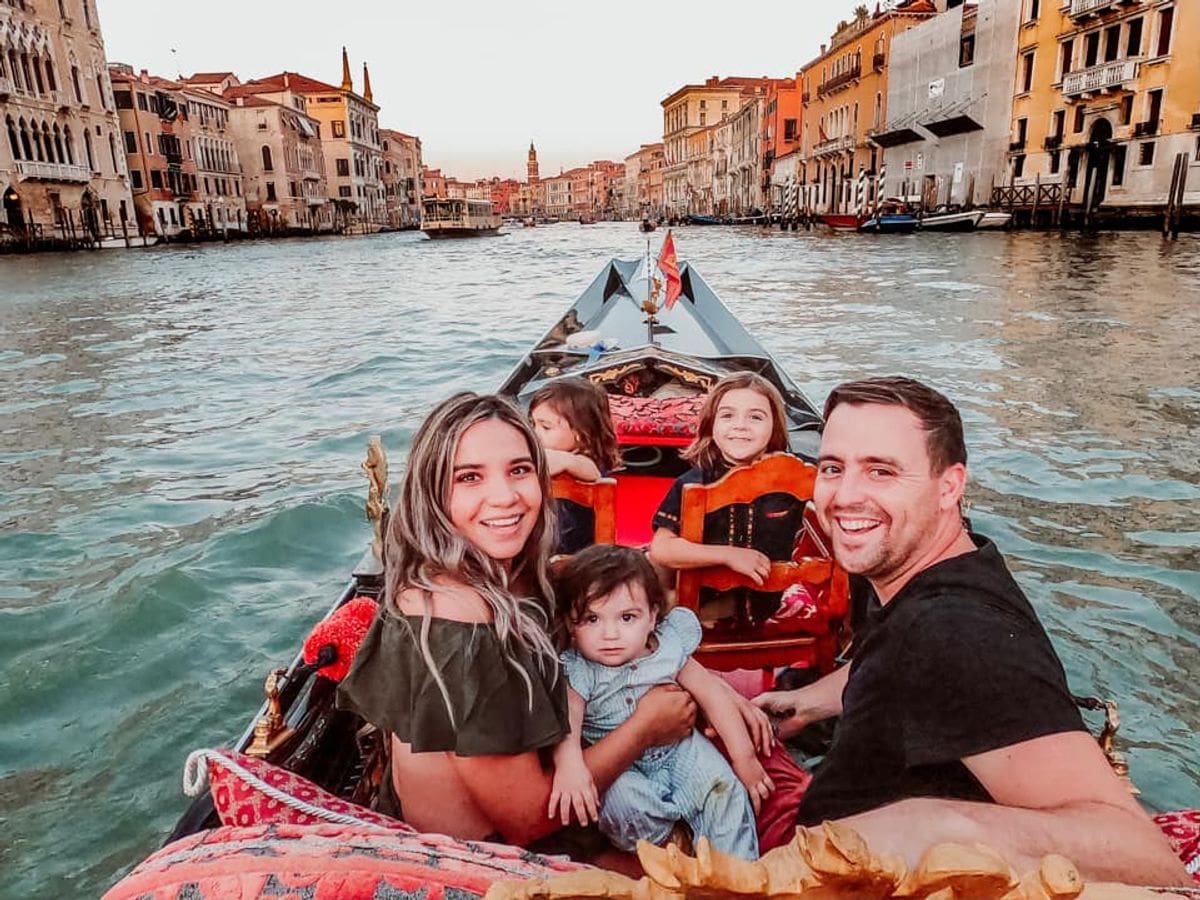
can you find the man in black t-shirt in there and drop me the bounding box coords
[754,377,1187,887]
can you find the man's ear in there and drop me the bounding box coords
[938,463,967,512]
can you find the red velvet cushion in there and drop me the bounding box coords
[609,394,704,445]
[1154,809,1200,883]
[188,747,412,832]
[104,823,592,900]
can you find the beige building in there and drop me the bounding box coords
[380,128,420,228]
[541,170,570,217]
[2,0,134,244]
[224,85,330,232]
[660,76,755,215]
[179,85,246,233]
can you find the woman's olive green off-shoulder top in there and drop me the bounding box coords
[336,609,569,756]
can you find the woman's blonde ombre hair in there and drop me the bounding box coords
[385,392,559,724]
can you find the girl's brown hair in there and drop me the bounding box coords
[529,377,622,472]
[682,371,790,474]
[552,544,666,633]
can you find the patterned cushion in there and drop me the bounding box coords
[188,747,413,831]
[1154,809,1200,882]
[103,823,592,900]
[609,394,704,445]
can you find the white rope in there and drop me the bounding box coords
[180,748,387,828]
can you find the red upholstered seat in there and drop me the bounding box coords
[609,394,704,446]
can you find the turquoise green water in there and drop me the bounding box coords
[1,225,1197,896]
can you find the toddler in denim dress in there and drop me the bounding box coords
[549,546,770,860]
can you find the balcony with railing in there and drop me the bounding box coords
[1061,59,1139,97]
[15,160,91,182]
[1068,0,1139,20]
[812,134,856,156]
[818,62,862,98]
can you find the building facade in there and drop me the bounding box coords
[1007,0,1198,216]
[761,80,801,212]
[799,1,938,215]
[380,128,420,227]
[224,88,330,232]
[2,0,134,243]
[879,0,1020,209]
[180,85,247,232]
[109,67,199,237]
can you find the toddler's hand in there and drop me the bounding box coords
[548,762,600,827]
[732,755,775,815]
[723,547,772,586]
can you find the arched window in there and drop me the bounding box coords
[261,145,272,171]
[32,55,45,94]
[63,124,74,164]
[6,116,21,160]
[84,127,95,170]
[19,118,32,159]
[53,123,64,162]
[31,120,44,161]
[7,51,21,91]
[20,54,33,93]
[44,57,57,91]
[108,132,118,172]
[42,121,55,162]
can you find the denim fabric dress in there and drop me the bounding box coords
[560,607,759,859]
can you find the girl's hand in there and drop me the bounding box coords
[632,684,696,748]
[732,755,775,815]
[722,546,772,586]
[548,761,600,826]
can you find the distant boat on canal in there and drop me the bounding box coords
[919,209,985,232]
[420,198,501,239]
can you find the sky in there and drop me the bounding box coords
[97,0,883,180]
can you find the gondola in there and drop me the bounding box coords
[114,254,1198,897]
[154,254,824,850]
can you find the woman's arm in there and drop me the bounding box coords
[544,448,601,481]
[648,527,771,585]
[450,684,697,845]
[677,659,774,811]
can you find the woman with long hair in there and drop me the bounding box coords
[338,393,696,849]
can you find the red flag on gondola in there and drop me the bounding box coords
[657,230,681,310]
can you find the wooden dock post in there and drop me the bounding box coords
[1032,174,1042,226]
[1172,152,1188,239]
[1164,153,1183,239]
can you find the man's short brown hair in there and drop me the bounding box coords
[823,376,966,473]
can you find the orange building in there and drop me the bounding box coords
[421,166,446,198]
[799,0,938,215]
[762,80,801,210]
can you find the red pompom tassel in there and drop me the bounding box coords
[302,596,379,682]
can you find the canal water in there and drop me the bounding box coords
[1,224,1198,896]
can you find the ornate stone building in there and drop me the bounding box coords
[1,0,133,244]
[380,127,420,227]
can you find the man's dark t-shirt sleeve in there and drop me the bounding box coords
[899,601,1085,768]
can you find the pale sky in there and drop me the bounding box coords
[97,0,880,180]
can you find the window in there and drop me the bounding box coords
[266,182,277,201]
[108,132,118,171]
[1085,31,1100,67]
[1060,39,1073,79]
[1049,150,1061,174]
[1138,141,1155,165]
[150,169,162,188]
[130,169,143,189]
[261,145,273,171]
[959,32,975,67]
[1020,52,1035,93]
[1104,25,1120,62]
[115,89,133,109]
[1027,0,1039,21]
[784,118,797,141]
[70,65,82,103]
[290,181,298,197]
[1120,94,1133,125]
[1013,154,1026,177]
[1111,144,1126,185]
[123,130,136,153]
[1016,117,1028,147]
[338,185,352,197]
[1147,89,1163,129]
[332,120,345,138]
[1052,109,1065,138]
[1074,106,1086,133]
[137,92,147,111]
[1127,18,1143,57]
[337,158,350,177]
[96,74,106,109]
[1156,7,1174,56]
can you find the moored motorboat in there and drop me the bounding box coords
[686,213,722,226]
[421,197,502,238]
[977,210,1014,230]
[819,213,866,230]
[918,209,984,232]
[857,213,919,234]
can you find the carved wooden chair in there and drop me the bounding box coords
[551,474,618,546]
[675,453,849,677]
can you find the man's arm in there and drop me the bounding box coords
[839,731,1189,887]
[752,663,849,740]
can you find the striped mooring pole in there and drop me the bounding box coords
[856,167,868,217]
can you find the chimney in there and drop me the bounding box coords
[283,72,290,88]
